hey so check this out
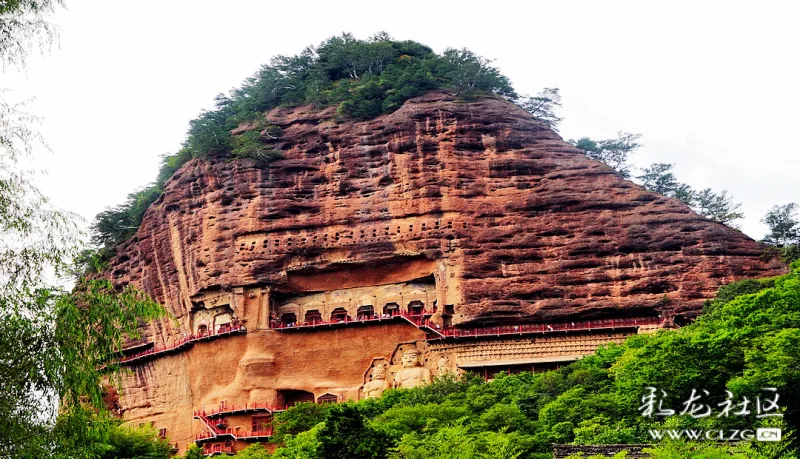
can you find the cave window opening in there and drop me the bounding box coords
[197,324,208,336]
[407,300,425,316]
[278,389,314,408]
[357,305,374,320]
[281,313,297,327]
[383,303,399,317]
[331,307,349,323]
[317,393,339,404]
[305,310,322,325]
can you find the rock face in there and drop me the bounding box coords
[105,91,785,453]
[110,91,781,326]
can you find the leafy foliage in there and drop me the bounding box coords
[763,203,800,246]
[635,163,694,206]
[49,410,173,459]
[231,443,273,459]
[55,279,167,409]
[517,88,562,131]
[569,132,641,179]
[317,404,392,459]
[0,0,63,69]
[762,203,799,263]
[692,188,744,227]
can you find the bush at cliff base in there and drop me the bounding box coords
[259,264,800,459]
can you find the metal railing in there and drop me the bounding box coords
[120,324,247,365]
[271,309,434,330]
[271,310,660,340]
[192,402,285,418]
[437,317,662,339]
[195,427,274,441]
[194,408,275,443]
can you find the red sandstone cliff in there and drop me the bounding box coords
[107,91,785,331]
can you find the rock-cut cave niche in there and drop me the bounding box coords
[190,301,237,336]
[269,273,438,328]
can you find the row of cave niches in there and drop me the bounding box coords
[236,219,469,255]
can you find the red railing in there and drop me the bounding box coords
[120,324,247,365]
[271,310,660,340]
[196,427,274,441]
[438,316,662,339]
[202,442,234,455]
[193,401,285,418]
[271,309,434,330]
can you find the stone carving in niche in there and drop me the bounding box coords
[393,349,432,389]
[436,355,452,376]
[361,360,390,399]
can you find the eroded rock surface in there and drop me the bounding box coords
[109,91,783,331]
[104,92,785,452]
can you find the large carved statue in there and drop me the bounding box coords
[393,349,432,389]
[362,363,389,399]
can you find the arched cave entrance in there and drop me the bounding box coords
[317,393,338,404]
[357,305,374,320]
[407,300,424,316]
[331,307,349,322]
[305,309,322,325]
[280,313,297,327]
[383,302,399,317]
[277,390,314,409]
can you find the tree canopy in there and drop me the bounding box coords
[762,203,800,263]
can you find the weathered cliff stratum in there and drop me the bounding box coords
[109,91,782,328]
[105,92,785,453]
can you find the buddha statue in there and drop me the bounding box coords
[361,363,389,399]
[393,349,432,389]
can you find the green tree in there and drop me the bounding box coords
[635,163,695,205]
[273,423,323,459]
[0,0,63,68]
[692,188,744,227]
[272,402,329,443]
[317,404,392,459]
[48,410,172,459]
[762,203,799,246]
[234,443,272,458]
[182,445,205,459]
[569,132,641,178]
[518,88,562,130]
[437,48,515,98]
